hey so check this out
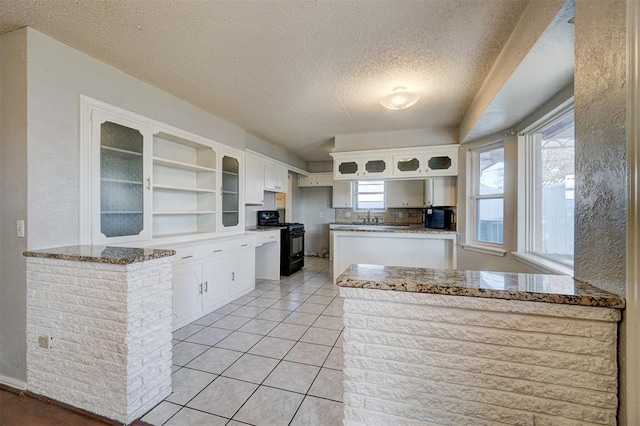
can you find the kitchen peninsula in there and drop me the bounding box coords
[23,245,176,424]
[330,224,457,283]
[337,264,624,425]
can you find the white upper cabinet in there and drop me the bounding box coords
[332,181,353,208]
[331,145,459,180]
[264,161,288,193]
[245,154,265,205]
[82,96,245,245]
[386,180,425,208]
[91,110,153,245]
[219,150,244,232]
[334,156,392,180]
[298,173,333,187]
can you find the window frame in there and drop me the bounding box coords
[354,180,386,212]
[468,141,505,250]
[517,100,575,274]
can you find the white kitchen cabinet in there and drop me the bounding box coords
[83,97,247,245]
[219,151,244,232]
[392,147,458,177]
[230,247,255,298]
[425,177,457,206]
[298,173,333,187]
[91,110,154,245]
[331,145,459,180]
[333,181,353,208]
[171,235,255,330]
[172,263,203,328]
[386,180,425,208]
[254,230,281,280]
[245,154,265,205]
[264,161,288,193]
[334,156,392,180]
[202,256,230,311]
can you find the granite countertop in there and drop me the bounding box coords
[246,226,286,232]
[23,245,176,265]
[337,264,625,308]
[330,223,457,234]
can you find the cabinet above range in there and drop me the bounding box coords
[330,145,459,180]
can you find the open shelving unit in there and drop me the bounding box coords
[152,132,217,238]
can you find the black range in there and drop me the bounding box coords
[257,210,305,276]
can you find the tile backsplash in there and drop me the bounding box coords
[335,208,424,224]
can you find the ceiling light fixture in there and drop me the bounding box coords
[380,86,420,110]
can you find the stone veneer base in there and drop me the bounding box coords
[25,256,173,424]
[341,287,621,426]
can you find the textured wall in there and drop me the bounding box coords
[26,257,173,423]
[341,287,621,425]
[574,0,626,296]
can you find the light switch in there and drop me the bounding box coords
[16,220,25,238]
[319,212,324,218]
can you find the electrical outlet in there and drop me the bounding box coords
[345,212,351,218]
[16,220,25,238]
[319,212,324,218]
[398,212,403,218]
[38,335,52,349]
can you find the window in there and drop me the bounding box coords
[470,142,505,245]
[355,180,385,210]
[520,104,575,267]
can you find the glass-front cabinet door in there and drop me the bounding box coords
[219,151,243,231]
[425,149,458,176]
[92,111,152,244]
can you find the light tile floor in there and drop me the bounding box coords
[141,257,344,426]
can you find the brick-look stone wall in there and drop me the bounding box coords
[341,288,621,426]
[26,257,173,424]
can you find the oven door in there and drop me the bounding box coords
[289,230,305,259]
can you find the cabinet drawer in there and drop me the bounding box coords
[262,232,280,244]
[229,236,255,251]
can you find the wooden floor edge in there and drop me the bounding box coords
[1,383,151,426]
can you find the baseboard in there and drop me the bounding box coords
[0,374,27,391]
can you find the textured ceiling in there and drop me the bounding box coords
[0,0,530,161]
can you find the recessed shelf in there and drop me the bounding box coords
[222,171,239,176]
[153,184,216,193]
[153,211,216,215]
[223,191,239,195]
[222,210,239,213]
[101,145,143,157]
[101,178,143,185]
[153,156,216,172]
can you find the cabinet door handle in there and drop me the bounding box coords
[199,283,203,294]
[204,281,208,292]
[181,255,194,259]
[213,249,223,253]
[231,272,235,282]
[146,177,151,191]
[241,243,248,247]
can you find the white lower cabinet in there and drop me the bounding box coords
[171,235,255,330]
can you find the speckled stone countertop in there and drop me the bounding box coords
[245,226,286,232]
[23,245,176,265]
[337,264,625,308]
[330,223,457,234]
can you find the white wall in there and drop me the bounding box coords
[334,128,457,152]
[0,28,28,386]
[245,132,307,171]
[298,186,335,256]
[25,28,248,251]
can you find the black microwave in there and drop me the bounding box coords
[423,208,454,230]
